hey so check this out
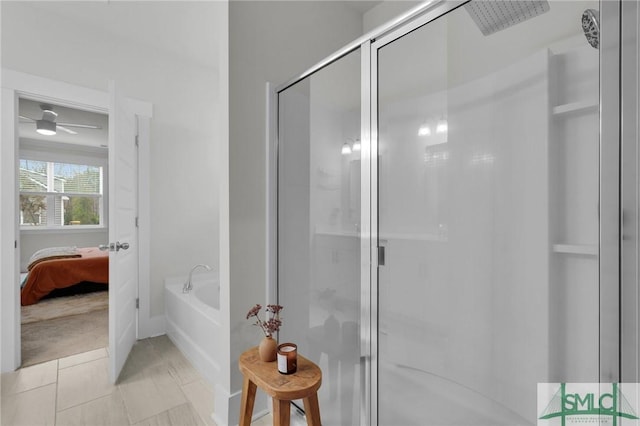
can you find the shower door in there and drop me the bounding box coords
[373,1,613,424]
[277,48,362,426]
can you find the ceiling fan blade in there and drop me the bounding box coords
[57,125,78,135]
[57,122,102,130]
[19,115,36,122]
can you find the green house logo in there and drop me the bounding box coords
[539,383,639,425]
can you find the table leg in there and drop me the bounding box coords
[239,376,257,426]
[303,393,321,426]
[272,398,290,426]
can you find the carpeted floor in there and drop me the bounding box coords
[22,290,108,324]
[21,292,109,367]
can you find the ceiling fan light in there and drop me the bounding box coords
[36,119,56,136]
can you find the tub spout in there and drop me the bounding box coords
[183,264,212,293]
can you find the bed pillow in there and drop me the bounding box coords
[20,272,28,288]
[28,246,81,271]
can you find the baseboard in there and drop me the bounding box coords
[138,314,165,339]
[213,384,268,426]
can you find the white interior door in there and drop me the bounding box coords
[108,80,138,383]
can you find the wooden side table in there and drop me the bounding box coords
[238,346,322,426]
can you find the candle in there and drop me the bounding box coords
[277,343,297,374]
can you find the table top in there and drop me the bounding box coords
[239,346,322,400]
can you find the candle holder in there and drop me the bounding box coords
[277,343,297,374]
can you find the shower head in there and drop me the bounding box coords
[581,9,599,49]
[465,0,550,36]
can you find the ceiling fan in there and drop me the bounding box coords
[19,104,102,136]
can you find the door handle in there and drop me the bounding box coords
[115,241,129,251]
[99,242,129,252]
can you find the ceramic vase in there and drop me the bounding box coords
[258,336,277,362]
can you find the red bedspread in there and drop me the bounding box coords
[21,247,109,306]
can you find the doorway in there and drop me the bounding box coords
[1,71,152,382]
[18,97,110,367]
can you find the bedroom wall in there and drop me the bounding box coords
[2,1,228,322]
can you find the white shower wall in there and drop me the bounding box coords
[548,41,600,381]
[378,48,552,422]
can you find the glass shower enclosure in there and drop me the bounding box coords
[275,0,622,424]
[277,48,363,426]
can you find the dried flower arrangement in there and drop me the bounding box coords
[246,304,283,338]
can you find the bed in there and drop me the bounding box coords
[21,247,109,306]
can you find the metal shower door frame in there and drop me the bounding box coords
[366,5,466,424]
[599,0,621,384]
[620,0,640,384]
[367,0,623,420]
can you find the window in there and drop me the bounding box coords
[19,159,104,228]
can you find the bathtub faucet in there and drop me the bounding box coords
[183,264,212,293]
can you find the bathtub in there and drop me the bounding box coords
[165,273,221,386]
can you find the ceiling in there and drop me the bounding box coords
[19,98,108,148]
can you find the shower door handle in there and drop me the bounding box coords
[378,246,386,266]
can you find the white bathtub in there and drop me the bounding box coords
[165,273,221,386]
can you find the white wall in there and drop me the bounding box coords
[2,1,227,321]
[363,0,422,32]
[227,1,364,424]
[1,2,3,373]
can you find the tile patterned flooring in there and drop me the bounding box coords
[1,336,274,426]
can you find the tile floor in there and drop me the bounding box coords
[1,336,274,426]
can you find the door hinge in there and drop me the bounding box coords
[135,217,139,228]
[15,240,17,249]
[136,298,139,309]
[135,135,139,147]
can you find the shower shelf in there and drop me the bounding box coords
[552,101,598,117]
[552,244,598,256]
